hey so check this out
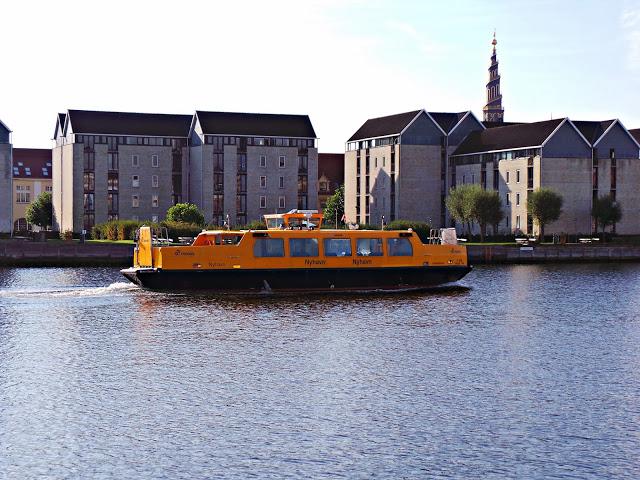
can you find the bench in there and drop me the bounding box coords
[177,236,195,245]
[515,237,537,245]
[579,238,600,244]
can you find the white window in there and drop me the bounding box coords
[132,195,139,208]
[506,193,510,206]
[152,175,159,188]
[132,155,139,167]
[279,156,285,168]
[152,154,159,167]
[516,193,520,206]
[506,171,510,183]
[260,155,267,167]
[279,176,284,189]
[260,196,267,209]
[152,215,159,223]
[45,185,53,192]
[260,176,267,188]
[516,170,521,183]
[279,196,286,209]
[152,195,159,208]
[516,215,521,229]
[132,175,139,187]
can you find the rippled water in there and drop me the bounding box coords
[1,265,640,478]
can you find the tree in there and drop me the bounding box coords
[527,188,563,241]
[471,189,504,242]
[592,195,622,236]
[323,184,344,228]
[446,184,482,236]
[166,203,205,225]
[25,191,52,230]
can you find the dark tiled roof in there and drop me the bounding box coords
[54,112,67,138]
[68,109,192,137]
[626,128,640,145]
[196,111,316,138]
[482,121,525,128]
[453,118,565,155]
[318,153,344,187]
[572,120,615,145]
[348,110,422,141]
[428,112,468,133]
[0,118,10,133]
[13,148,52,179]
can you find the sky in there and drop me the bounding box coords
[1,0,639,152]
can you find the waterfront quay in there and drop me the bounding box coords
[3,239,640,267]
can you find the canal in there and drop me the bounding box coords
[1,265,639,478]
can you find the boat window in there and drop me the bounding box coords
[289,238,319,257]
[387,238,413,256]
[266,218,280,229]
[323,238,352,257]
[356,238,383,256]
[253,238,284,257]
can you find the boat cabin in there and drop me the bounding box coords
[263,210,323,230]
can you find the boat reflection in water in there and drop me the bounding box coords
[121,210,471,293]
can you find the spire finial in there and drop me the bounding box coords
[492,30,497,47]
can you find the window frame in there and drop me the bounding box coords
[323,238,352,257]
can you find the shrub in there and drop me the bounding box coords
[358,223,381,230]
[243,220,267,230]
[60,230,74,241]
[166,203,205,226]
[160,221,203,240]
[385,220,431,243]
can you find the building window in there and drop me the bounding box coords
[506,171,510,184]
[260,176,267,188]
[260,196,267,209]
[279,176,284,189]
[462,174,466,185]
[132,195,139,208]
[516,193,520,206]
[152,215,159,223]
[260,155,267,167]
[516,215,521,229]
[279,156,286,168]
[152,154,159,167]
[516,170,521,183]
[471,173,475,184]
[279,196,286,209]
[152,175,159,188]
[132,175,140,187]
[152,195,159,208]
[45,186,53,192]
[108,152,118,170]
[383,157,386,167]
[15,185,30,203]
[132,155,139,167]
[506,193,510,206]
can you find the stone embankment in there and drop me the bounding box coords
[0,241,133,267]
[468,244,640,264]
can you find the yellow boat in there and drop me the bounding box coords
[121,210,471,292]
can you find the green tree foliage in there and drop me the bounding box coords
[592,195,622,234]
[166,203,205,226]
[25,191,52,229]
[384,220,431,243]
[527,188,563,240]
[471,189,504,242]
[323,184,344,228]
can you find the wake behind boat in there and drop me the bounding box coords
[121,210,471,292]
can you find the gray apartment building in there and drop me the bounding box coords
[0,119,11,233]
[189,111,318,226]
[344,109,484,227]
[451,118,640,235]
[52,110,191,233]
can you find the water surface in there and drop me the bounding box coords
[1,265,639,478]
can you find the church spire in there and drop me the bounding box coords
[483,31,504,123]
